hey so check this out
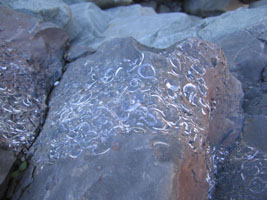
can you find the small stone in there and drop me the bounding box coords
[54,81,60,86]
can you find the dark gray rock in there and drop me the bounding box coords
[214,113,267,199]
[13,38,243,200]
[0,5,68,191]
[209,7,267,200]
[249,0,267,8]
[0,149,16,185]
[263,65,267,82]
[243,115,267,152]
[183,0,229,17]
[63,0,133,8]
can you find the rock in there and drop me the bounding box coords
[0,0,72,28]
[214,115,267,199]
[63,5,267,198]
[13,38,243,200]
[243,115,267,152]
[63,2,112,61]
[104,8,200,48]
[240,0,259,4]
[66,4,267,53]
[183,0,229,17]
[0,5,68,191]
[203,6,267,199]
[67,3,200,52]
[0,148,16,184]
[106,3,156,17]
[63,0,133,8]
[249,0,267,8]
[263,65,267,82]
[64,3,199,60]
[65,3,111,42]
[139,0,157,12]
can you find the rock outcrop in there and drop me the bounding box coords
[12,37,243,200]
[0,5,68,195]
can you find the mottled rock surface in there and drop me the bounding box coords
[13,38,243,200]
[0,5,68,191]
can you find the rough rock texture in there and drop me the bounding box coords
[0,0,72,28]
[12,38,243,200]
[0,5,68,191]
[210,7,267,200]
[183,0,230,17]
[62,5,267,197]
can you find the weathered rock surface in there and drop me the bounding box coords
[0,2,266,199]
[0,0,72,28]
[210,6,267,200]
[13,37,243,200]
[0,5,68,192]
[183,0,229,17]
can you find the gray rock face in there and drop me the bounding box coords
[0,149,15,187]
[13,38,243,200]
[65,3,201,61]
[0,0,72,28]
[65,4,267,62]
[65,3,111,42]
[0,5,68,191]
[210,7,267,200]
[153,6,267,49]
[183,0,229,16]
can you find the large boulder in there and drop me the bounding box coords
[0,5,68,195]
[0,0,72,28]
[12,38,243,200]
